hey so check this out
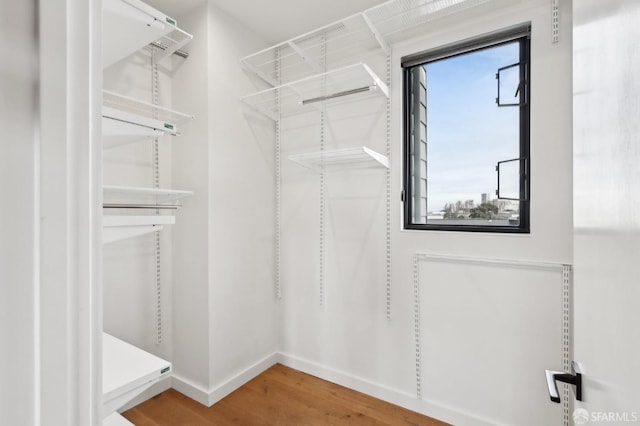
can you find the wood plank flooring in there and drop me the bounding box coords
[123,364,448,425]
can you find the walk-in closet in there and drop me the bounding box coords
[2,0,640,425]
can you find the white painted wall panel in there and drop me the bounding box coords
[573,0,640,418]
[417,257,564,425]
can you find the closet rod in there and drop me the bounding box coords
[150,41,189,58]
[301,85,375,105]
[103,203,181,210]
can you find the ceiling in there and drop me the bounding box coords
[147,0,385,44]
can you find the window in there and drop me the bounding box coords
[402,25,530,233]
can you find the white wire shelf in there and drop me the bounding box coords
[104,90,193,129]
[288,146,390,173]
[103,215,175,244]
[103,185,194,205]
[365,0,494,42]
[102,90,193,148]
[103,0,193,68]
[241,14,384,86]
[241,63,389,120]
[103,333,171,415]
[240,0,493,86]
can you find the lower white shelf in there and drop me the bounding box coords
[288,146,390,173]
[103,333,171,417]
[103,215,175,244]
[103,412,134,426]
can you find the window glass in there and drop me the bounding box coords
[403,32,530,232]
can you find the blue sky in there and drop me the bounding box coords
[424,41,520,212]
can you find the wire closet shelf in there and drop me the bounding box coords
[240,0,494,86]
[289,146,390,173]
[241,63,389,120]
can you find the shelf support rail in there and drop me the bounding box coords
[361,12,390,53]
[241,60,280,87]
[287,40,323,74]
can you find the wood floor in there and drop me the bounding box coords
[123,364,448,425]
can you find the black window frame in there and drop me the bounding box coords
[402,24,531,234]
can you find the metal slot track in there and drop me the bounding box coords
[103,204,181,210]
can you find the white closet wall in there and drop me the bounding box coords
[167,3,210,393]
[171,3,279,403]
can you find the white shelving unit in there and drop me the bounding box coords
[101,0,196,243]
[289,146,390,173]
[241,63,389,120]
[103,90,194,149]
[103,333,171,417]
[103,0,192,68]
[101,0,193,421]
[240,0,494,86]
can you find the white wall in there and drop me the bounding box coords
[1,0,101,424]
[171,1,279,403]
[278,0,573,424]
[171,1,212,395]
[206,3,278,391]
[573,0,640,418]
[0,2,38,423]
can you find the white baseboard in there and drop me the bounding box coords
[277,352,501,426]
[172,352,280,407]
[170,374,211,407]
[129,352,500,426]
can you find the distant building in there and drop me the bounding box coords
[481,193,489,204]
[427,211,445,220]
